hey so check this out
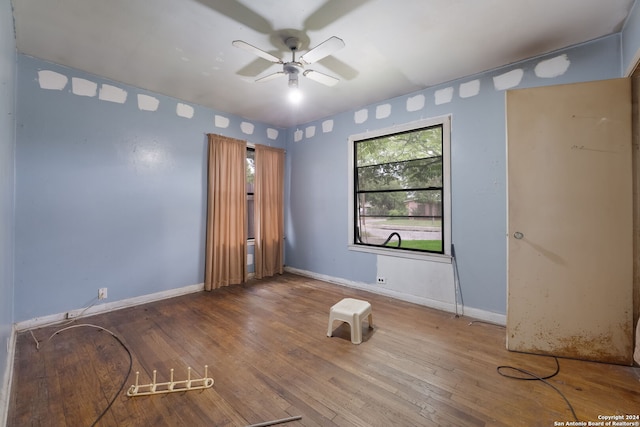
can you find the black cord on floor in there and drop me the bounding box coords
[497,357,579,421]
[46,324,133,427]
[469,320,580,422]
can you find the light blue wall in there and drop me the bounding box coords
[0,0,16,408]
[285,35,622,315]
[14,56,285,321]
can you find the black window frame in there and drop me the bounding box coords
[352,123,445,255]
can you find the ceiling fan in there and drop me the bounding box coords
[232,36,345,88]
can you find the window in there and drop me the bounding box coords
[349,116,451,258]
[246,147,255,240]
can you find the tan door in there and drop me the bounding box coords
[506,78,634,365]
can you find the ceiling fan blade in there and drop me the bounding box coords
[303,70,339,87]
[299,36,345,64]
[316,55,359,80]
[232,40,282,64]
[256,71,286,83]
[200,0,273,34]
[304,0,371,31]
[236,57,275,78]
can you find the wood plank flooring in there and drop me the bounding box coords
[8,273,640,426]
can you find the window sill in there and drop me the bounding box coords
[348,244,452,264]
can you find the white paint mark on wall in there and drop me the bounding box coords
[376,104,391,119]
[38,70,68,90]
[71,77,97,97]
[214,115,230,128]
[305,126,316,139]
[406,94,425,112]
[137,94,159,111]
[267,128,279,140]
[99,84,128,104]
[459,79,480,98]
[176,103,194,119]
[493,69,524,91]
[241,122,255,135]
[434,87,454,105]
[322,120,334,133]
[354,109,368,124]
[535,54,570,78]
[294,129,303,142]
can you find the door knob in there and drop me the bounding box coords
[513,232,524,239]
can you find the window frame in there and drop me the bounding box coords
[348,115,452,262]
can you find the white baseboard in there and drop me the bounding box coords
[460,306,506,326]
[0,325,16,427]
[15,283,204,332]
[284,266,506,326]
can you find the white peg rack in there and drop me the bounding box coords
[127,365,214,397]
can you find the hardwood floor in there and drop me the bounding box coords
[8,273,640,426]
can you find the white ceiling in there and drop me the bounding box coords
[11,0,636,128]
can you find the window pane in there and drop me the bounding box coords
[356,189,443,252]
[356,126,442,167]
[357,156,442,192]
[355,214,443,253]
[247,195,254,239]
[357,190,442,217]
[246,149,255,194]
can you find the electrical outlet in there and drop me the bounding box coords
[376,276,386,285]
[98,288,107,300]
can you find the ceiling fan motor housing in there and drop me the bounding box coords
[284,37,301,51]
[284,62,302,74]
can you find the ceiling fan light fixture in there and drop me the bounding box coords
[288,72,299,88]
[288,88,303,104]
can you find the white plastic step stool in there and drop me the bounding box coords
[327,298,373,344]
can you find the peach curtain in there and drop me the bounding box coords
[254,145,285,279]
[204,134,247,290]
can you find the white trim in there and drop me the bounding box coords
[460,307,506,326]
[0,325,16,427]
[347,115,452,257]
[624,0,640,77]
[624,49,640,77]
[348,244,452,263]
[15,283,204,332]
[504,91,512,332]
[284,266,506,325]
